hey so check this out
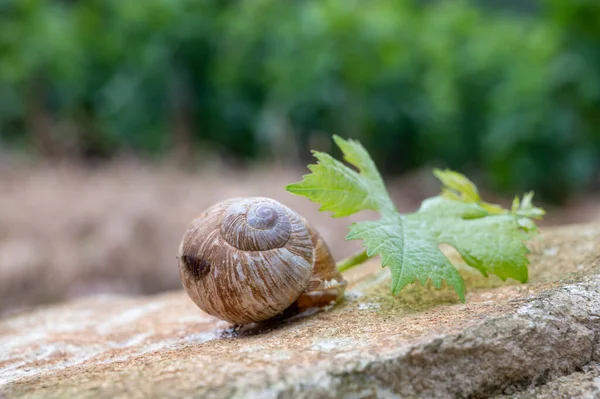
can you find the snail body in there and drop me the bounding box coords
[178,197,346,324]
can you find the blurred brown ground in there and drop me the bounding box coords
[1,160,599,318]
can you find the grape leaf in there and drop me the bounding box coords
[286,136,395,217]
[286,135,545,302]
[346,214,466,301]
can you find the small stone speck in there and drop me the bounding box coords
[357,302,381,311]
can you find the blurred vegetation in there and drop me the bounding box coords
[0,0,599,202]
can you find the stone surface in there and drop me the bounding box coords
[1,223,600,398]
[499,362,600,399]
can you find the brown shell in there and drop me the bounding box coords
[177,197,346,324]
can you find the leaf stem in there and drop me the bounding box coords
[336,249,369,272]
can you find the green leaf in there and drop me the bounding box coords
[428,213,530,282]
[347,215,466,302]
[418,196,490,219]
[434,168,480,202]
[513,191,545,219]
[286,135,396,217]
[286,136,545,302]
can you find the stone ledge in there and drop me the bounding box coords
[498,362,600,399]
[1,224,600,398]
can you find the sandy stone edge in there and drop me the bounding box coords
[231,274,600,399]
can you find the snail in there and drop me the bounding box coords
[177,197,347,324]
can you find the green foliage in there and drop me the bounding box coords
[0,0,599,201]
[287,136,544,301]
[287,136,395,217]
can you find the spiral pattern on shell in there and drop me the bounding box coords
[178,197,315,324]
[220,198,291,251]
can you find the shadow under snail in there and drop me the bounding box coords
[177,197,347,324]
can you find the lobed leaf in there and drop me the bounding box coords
[347,215,466,302]
[420,212,530,282]
[286,136,544,301]
[434,168,480,202]
[286,135,395,217]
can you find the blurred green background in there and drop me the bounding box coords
[1,0,599,203]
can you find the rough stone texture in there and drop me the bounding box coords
[498,362,600,398]
[1,223,600,398]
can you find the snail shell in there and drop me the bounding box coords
[178,197,347,324]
